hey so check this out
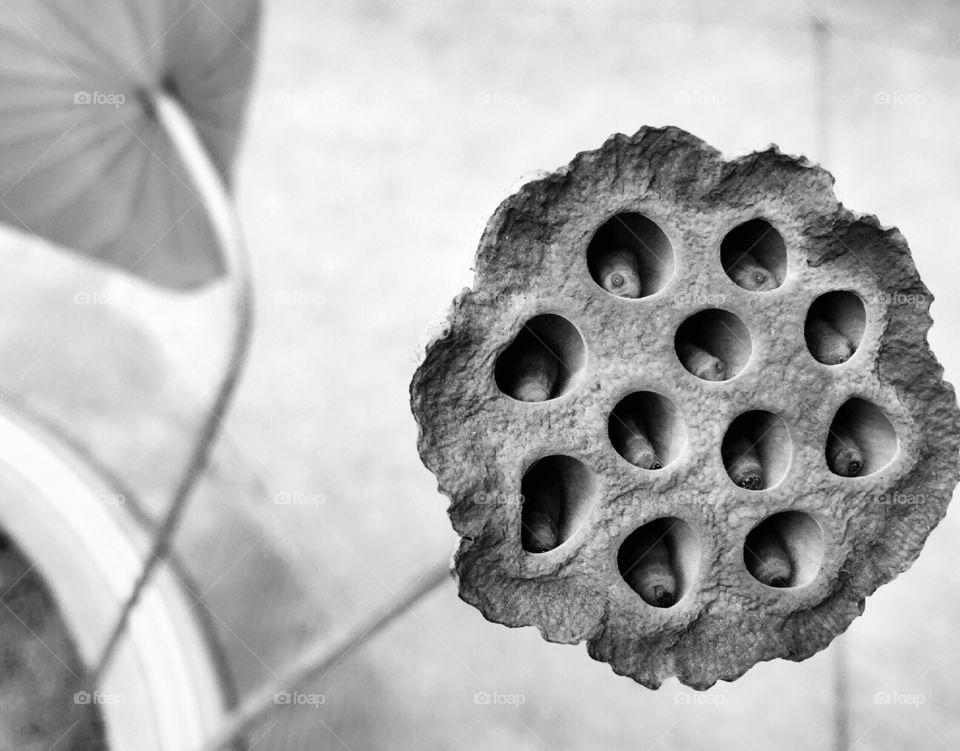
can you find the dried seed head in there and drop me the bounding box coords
[410,125,960,690]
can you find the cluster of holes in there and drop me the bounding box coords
[611,510,826,606]
[492,212,898,601]
[495,219,868,402]
[586,215,788,299]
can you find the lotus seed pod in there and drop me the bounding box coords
[410,126,960,689]
[826,423,865,477]
[596,247,642,298]
[677,340,725,381]
[807,316,855,365]
[623,538,677,607]
[745,526,792,588]
[724,434,764,489]
[510,346,558,402]
[613,413,662,469]
[728,252,778,291]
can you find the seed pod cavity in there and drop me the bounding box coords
[678,340,726,381]
[725,434,764,490]
[510,346,559,402]
[728,252,778,291]
[746,525,793,588]
[807,316,855,365]
[596,247,642,299]
[827,423,865,477]
[521,470,563,553]
[613,413,662,469]
[624,537,678,607]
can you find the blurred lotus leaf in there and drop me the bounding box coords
[0,0,260,289]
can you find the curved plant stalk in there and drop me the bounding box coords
[89,88,255,687]
[198,559,451,751]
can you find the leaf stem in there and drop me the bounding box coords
[87,88,254,687]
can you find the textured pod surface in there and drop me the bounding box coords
[410,126,960,689]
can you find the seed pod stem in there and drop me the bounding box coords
[827,423,865,476]
[678,340,726,381]
[614,413,662,469]
[510,346,559,402]
[725,434,765,490]
[596,246,642,298]
[807,316,854,365]
[746,526,792,587]
[728,251,778,291]
[624,536,677,607]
